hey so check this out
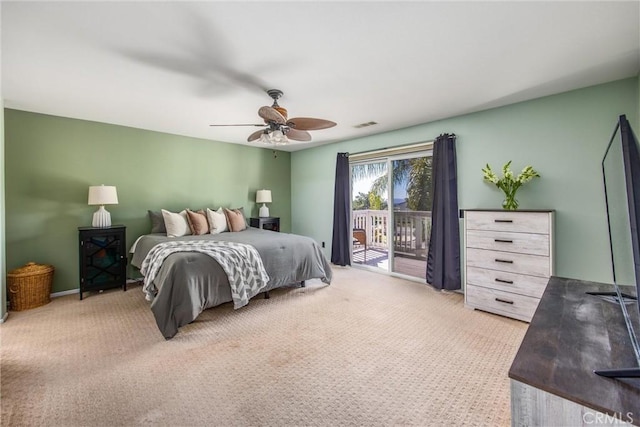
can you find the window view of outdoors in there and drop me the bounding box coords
[351,156,432,279]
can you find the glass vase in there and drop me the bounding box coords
[502,189,519,210]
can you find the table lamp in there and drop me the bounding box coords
[256,189,272,217]
[88,185,118,227]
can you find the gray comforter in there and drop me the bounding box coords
[131,228,332,338]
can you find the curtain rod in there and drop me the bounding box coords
[348,141,433,157]
[347,134,455,158]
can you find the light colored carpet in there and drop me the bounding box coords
[1,267,527,426]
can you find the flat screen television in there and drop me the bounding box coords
[595,114,640,378]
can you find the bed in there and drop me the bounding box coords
[131,228,333,339]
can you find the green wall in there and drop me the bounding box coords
[4,110,291,293]
[291,78,639,284]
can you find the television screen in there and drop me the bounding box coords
[604,117,638,289]
[599,114,640,377]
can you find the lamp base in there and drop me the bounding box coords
[259,204,270,218]
[92,206,112,228]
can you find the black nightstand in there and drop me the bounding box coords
[249,217,280,232]
[78,225,127,300]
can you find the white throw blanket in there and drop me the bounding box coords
[140,240,270,309]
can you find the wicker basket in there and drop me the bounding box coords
[8,262,54,311]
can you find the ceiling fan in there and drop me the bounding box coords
[210,89,336,145]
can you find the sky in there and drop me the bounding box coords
[351,175,407,202]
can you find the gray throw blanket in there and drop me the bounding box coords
[140,240,270,309]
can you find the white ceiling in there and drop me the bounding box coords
[2,1,639,152]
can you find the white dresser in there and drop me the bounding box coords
[464,210,554,322]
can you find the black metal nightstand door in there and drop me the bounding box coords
[78,225,127,299]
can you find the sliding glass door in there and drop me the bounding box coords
[351,161,389,271]
[390,155,432,279]
[350,149,432,280]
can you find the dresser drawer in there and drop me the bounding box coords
[466,248,551,278]
[466,266,549,298]
[466,230,549,256]
[466,211,550,234]
[466,285,540,322]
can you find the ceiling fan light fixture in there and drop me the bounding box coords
[258,132,271,144]
[256,128,289,145]
[269,129,289,145]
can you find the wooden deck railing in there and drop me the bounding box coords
[352,209,431,260]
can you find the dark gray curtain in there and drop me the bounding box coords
[426,134,461,290]
[331,153,351,266]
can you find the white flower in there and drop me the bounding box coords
[482,161,540,193]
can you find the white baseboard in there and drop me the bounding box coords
[0,312,8,323]
[51,288,79,298]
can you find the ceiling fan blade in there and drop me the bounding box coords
[248,129,266,142]
[287,117,337,131]
[209,123,264,127]
[258,106,286,124]
[286,129,312,142]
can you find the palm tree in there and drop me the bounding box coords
[405,157,433,211]
[350,161,387,183]
[351,157,432,211]
[352,192,370,210]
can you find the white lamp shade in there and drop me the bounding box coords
[88,185,118,206]
[256,190,272,204]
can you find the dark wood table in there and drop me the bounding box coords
[509,276,640,425]
[249,217,280,232]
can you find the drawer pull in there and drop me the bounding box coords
[495,298,514,305]
[495,278,514,284]
[494,238,513,243]
[495,259,514,264]
[494,219,513,223]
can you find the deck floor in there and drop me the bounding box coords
[353,247,426,280]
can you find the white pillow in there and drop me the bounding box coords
[161,209,192,237]
[206,207,228,234]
